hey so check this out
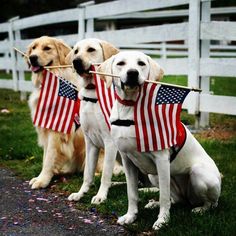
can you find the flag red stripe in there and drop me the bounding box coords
[161,104,170,148]
[33,70,47,124]
[61,99,72,133]
[37,73,52,127]
[54,97,66,131]
[134,89,141,152]
[140,82,149,151]
[67,99,80,133]
[168,104,175,146]
[147,83,157,151]
[44,74,57,128]
[48,95,60,129]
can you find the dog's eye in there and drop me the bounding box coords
[43,46,51,51]
[117,61,125,66]
[32,46,36,50]
[74,49,78,54]
[87,47,96,53]
[138,61,146,66]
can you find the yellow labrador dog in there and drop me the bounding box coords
[66,38,122,204]
[98,51,221,230]
[27,36,85,189]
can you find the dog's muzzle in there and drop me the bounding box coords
[123,69,140,88]
[29,55,52,73]
[73,58,90,76]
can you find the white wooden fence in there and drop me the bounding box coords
[0,0,235,127]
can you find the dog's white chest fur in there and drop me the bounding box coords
[110,102,157,175]
[80,99,110,148]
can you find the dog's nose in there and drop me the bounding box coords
[127,69,139,80]
[73,58,85,74]
[29,55,38,66]
[125,69,139,87]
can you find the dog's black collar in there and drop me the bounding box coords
[111,119,135,127]
[82,96,98,103]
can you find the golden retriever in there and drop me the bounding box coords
[27,36,85,189]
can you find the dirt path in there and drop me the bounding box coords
[0,168,128,236]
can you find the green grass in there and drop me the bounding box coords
[0,84,236,235]
[162,75,236,96]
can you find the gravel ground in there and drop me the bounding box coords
[0,168,129,236]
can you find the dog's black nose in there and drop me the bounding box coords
[29,55,38,66]
[125,69,139,87]
[73,58,85,74]
[127,69,139,79]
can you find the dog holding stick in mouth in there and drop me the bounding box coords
[98,51,221,230]
[66,38,123,204]
[27,36,85,189]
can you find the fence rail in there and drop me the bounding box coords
[0,0,235,127]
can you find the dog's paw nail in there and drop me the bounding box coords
[91,195,106,205]
[68,193,82,201]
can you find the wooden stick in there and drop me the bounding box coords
[44,64,72,69]
[89,70,201,92]
[146,80,202,92]
[13,47,28,58]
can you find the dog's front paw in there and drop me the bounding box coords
[68,192,84,201]
[145,199,160,209]
[91,194,107,205]
[29,177,50,189]
[152,215,169,231]
[117,213,137,225]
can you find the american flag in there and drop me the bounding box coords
[33,70,80,134]
[92,65,115,130]
[134,82,190,152]
[92,65,189,152]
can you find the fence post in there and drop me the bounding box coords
[187,0,201,128]
[15,29,27,100]
[78,1,95,40]
[78,6,85,40]
[161,42,167,59]
[8,16,19,91]
[199,0,211,127]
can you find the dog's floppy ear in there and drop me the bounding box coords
[97,56,114,88]
[147,56,164,81]
[54,39,72,65]
[99,40,119,60]
[65,49,73,65]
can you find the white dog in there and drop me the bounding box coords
[98,51,221,230]
[66,38,122,204]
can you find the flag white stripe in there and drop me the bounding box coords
[45,80,59,129]
[58,98,69,132]
[158,104,168,149]
[35,71,50,126]
[144,83,153,151]
[52,96,63,130]
[151,85,162,150]
[41,74,55,127]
